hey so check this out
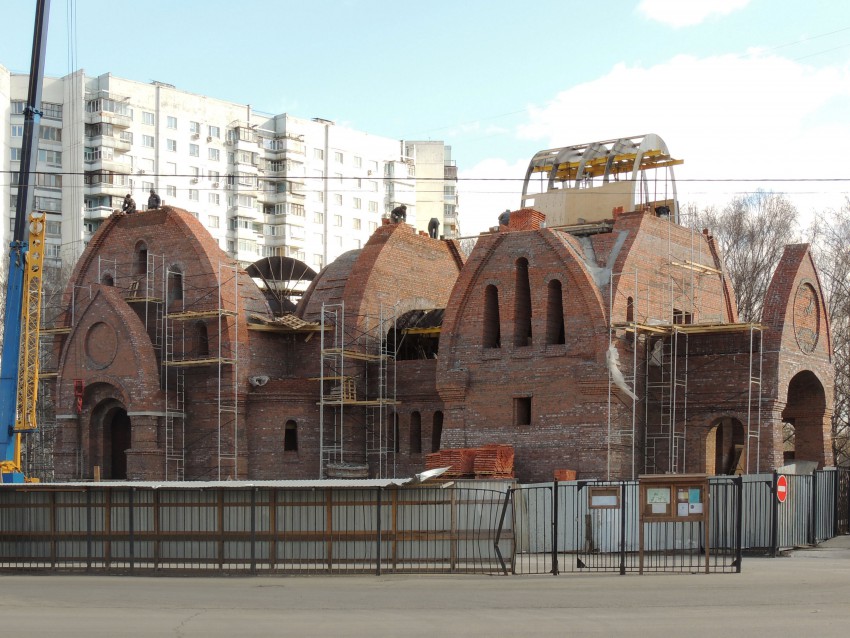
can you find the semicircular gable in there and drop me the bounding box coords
[297,249,363,321]
[56,286,163,413]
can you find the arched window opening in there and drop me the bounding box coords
[546,279,565,345]
[432,411,443,453]
[284,420,298,452]
[195,321,209,358]
[101,273,114,287]
[410,411,422,454]
[135,242,148,276]
[626,296,634,323]
[483,285,501,348]
[514,258,532,347]
[167,267,183,306]
[393,413,400,453]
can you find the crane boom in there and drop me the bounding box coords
[0,0,51,483]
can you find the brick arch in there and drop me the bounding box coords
[783,370,829,467]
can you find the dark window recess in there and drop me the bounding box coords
[483,285,501,348]
[284,420,298,451]
[167,269,183,307]
[546,279,565,345]
[514,397,532,426]
[626,296,634,323]
[393,413,400,453]
[432,411,443,452]
[673,308,692,324]
[514,258,532,347]
[410,411,422,454]
[136,246,148,275]
[101,274,114,287]
[195,322,209,358]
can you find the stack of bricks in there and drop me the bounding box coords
[507,208,546,231]
[425,445,515,479]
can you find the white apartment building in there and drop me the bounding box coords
[1,65,459,273]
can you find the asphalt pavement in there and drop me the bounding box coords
[2,536,850,637]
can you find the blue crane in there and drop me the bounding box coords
[0,0,51,483]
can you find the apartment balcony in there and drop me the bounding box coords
[84,206,115,221]
[85,181,129,198]
[444,164,458,180]
[85,156,131,174]
[85,110,132,129]
[90,134,132,153]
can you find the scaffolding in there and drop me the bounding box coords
[606,222,763,479]
[318,302,398,479]
[162,262,239,481]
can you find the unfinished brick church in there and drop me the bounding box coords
[45,134,834,482]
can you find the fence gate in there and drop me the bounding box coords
[497,478,742,575]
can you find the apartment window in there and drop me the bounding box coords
[38,149,62,166]
[46,221,61,236]
[167,116,177,129]
[334,172,343,184]
[368,221,377,233]
[142,135,154,148]
[333,194,343,206]
[10,148,21,161]
[165,162,177,175]
[208,193,220,206]
[10,125,23,137]
[227,240,235,252]
[314,254,324,269]
[354,197,362,210]
[189,121,200,134]
[514,397,532,426]
[142,181,154,193]
[334,151,343,164]
[209,170,220,181]
[45,244,61,259]
[313,148,324,160]
[333,215,342,227]
[335,236,343,247]
[227,152,235,164]
[167,139,177,152]
[352,218,361,230]
[42,102,63,120]
[142,111,155,125]
[39,126,62,142]
[368,201,378,213]
[190,166,200,178]
[367,180,378,191]
[314,212,324,224]
[208,125,220,139]
[140,158,154,173]
[189,189,199,201]
[368,160,378,173]
[353,156,362,168]
[314,191,324,203]
[166,185,177,197]
[36,173,62,188]
[313,232,323,245]
[208,148,220,161]
[208,215,220,228]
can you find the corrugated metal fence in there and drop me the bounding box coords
[0,469,846,575]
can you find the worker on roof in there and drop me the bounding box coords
[122,193,136,215]
[390,204,407,224]
[147,188,161,210]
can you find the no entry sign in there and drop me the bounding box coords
[776,474,788,503]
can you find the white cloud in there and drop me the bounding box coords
[512,53,850,221]
[637,0,750,28]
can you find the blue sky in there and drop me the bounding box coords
[2,0,850,233]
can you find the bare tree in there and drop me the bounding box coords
[687,191,801,322]
[808,198,850,466]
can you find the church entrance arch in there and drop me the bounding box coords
[705,417,746,475]
[90,397,132,480]
[782,371,828,466]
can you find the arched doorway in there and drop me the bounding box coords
[782,371,828,466]
[89,396,132,480]
[103,406,131,480]
[705,417,745,475]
